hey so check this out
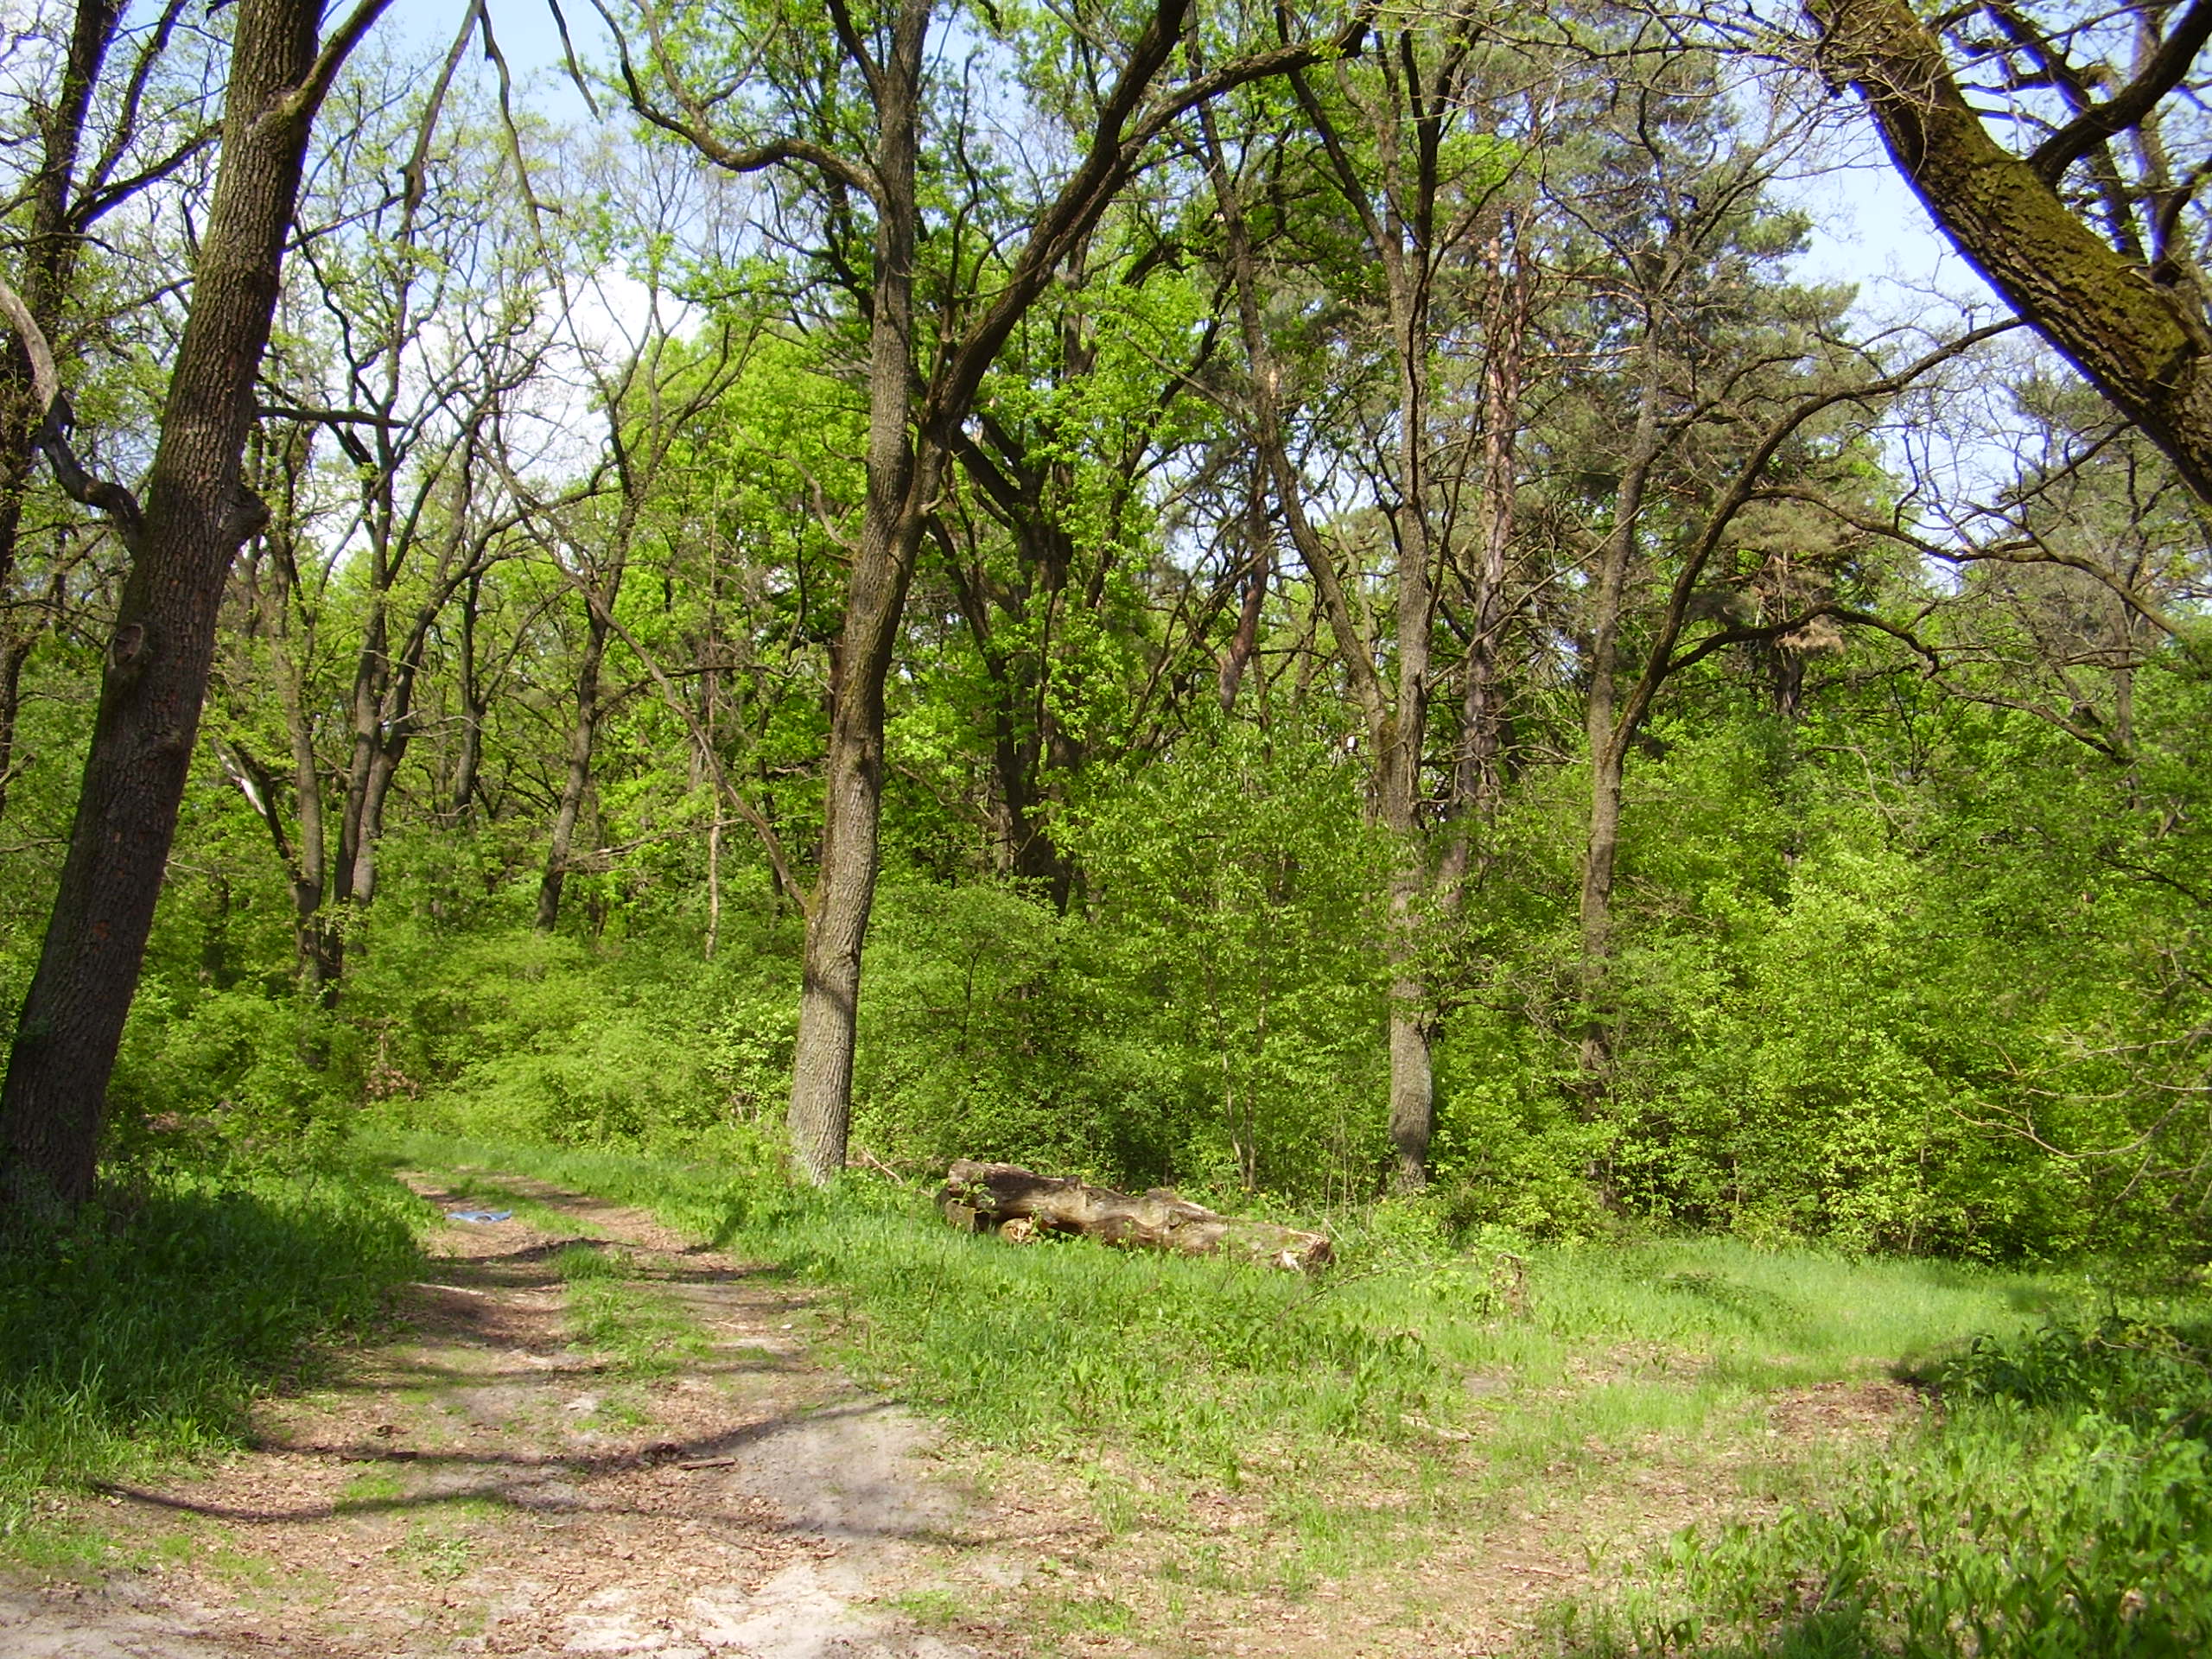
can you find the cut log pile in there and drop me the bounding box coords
[937,1160,1332,1271]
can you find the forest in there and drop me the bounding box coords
[0,0,2209,1654]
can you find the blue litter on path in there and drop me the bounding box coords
[445,1209,513,1224]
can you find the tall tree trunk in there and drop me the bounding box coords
[1439,232,1532,900]
[0,0,124,823]
[784,2,931,1185]
[253,428,341,996]
[788,445,942,1178]
[1577,368,1663,1094]
[1216,472,1271,713]
[278,651,340,994]
[0,0,391,1218]
[450,565,486,819]
[1277,41,1465,1190]
[536,594,612,932]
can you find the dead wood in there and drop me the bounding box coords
[938,1160,1332,1271]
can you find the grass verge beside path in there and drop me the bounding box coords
[378,1130,2114,1639]
[0,1159,425,1552]
[1550,1315,2212,1656]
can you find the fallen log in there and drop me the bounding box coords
[938,1160,1332,1271]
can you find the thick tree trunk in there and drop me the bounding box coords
[785,1,930,1185]
[0,0,385,1219]
[939,1160,1332,1269]
[1376,256,1439,1193]
[788,449,938,1182]
[1817,0,2212,501]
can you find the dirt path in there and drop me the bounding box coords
[3,1175,1922,1658]
[3,1175,1057,1658]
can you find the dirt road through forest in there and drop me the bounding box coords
[3,1176,1047,1657]
[2,1173,1919,1657]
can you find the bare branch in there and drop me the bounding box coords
[0,276,143,545]
[2029,0,2212,184]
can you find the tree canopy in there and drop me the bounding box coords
[0,0,2206,1266]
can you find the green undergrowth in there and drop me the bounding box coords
[0,1160,425,1542]
[375,1131,2071,1489]
[1548,1314,2212,1657]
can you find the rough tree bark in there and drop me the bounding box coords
[1816,0,2212,499]
[0,0,391,1220]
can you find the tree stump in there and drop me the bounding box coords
[938,1160,1332,1271]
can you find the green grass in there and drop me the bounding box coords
[1548,1315,2212,1656]
[373,1132,2069,1474]
[382,1129,2204,1648]
[0,1160,425,1542]
[552,1240,710,1376]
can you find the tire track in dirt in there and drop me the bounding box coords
[3,1173,1930,1658]
[3,1173,1056,1658]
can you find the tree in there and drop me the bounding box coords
[1815,0,2212,499]
[1200,9,1535,1186]
[0,0,392,1220]
[0,1,213,821]
[606,0,1370,1182]
[220,37,547,993]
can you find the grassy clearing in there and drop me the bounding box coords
[1549,1315,2212,1656]
[0,1160,424,1545]
[376,1133,2101,1608]
[385,1131,2212,1651]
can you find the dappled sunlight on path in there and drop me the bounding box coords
[6,1175,1042,1657]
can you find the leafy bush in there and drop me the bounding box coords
[105,986,358,1170]
[353,924,797,1151]
[1550,1315,2212,1656]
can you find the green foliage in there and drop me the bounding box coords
[105,987,358,1171]
[349,918,798,1152]
[1063,715,1395,1198]
[0,1164,423,1538]
[857,879,1175,1179]
[1551,1315,2212,1656]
